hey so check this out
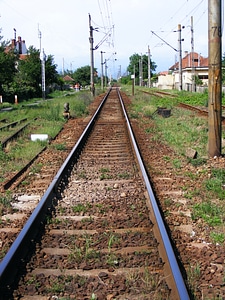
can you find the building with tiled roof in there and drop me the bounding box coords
[169,52,208,71]
[157,51,209,91]
[5,36,28,60]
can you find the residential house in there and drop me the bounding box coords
[6,36,28,60]
[157,52,209,91]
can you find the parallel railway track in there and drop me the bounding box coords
[0,88,189,299]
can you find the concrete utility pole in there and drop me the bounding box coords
[40,49,46,100]
[178,24,183,91]
[100,51,105,91]
[148,46,151,88]
[208,0,222,157]
[38,24,41,53]
[191,16,195,92]
[139,55,143,86]
[89,14,95,97]
[105,59,108,87]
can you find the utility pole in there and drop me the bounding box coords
[89,14,95,97]
[105,59,108,87]
[40,49,46,100]
[208,0,222,157]
[178,24,183,91]
[191,16,195,92]
[38,24,41,53]
[100,51,105,91]
[62,58,64,76]
[148,46,151,88]
[139,55,143,86]
[132,65,135,96]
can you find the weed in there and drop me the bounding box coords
[164,198,172,207]
[21,180,29,186]
[184,188,200,199]
[72,203,87,213]
[130,204,136,211]
[0,192,11,207]
[96,203,105,214]
[106,252,119,267]
[142,267,158,290]
[58,206,66,214]
[53,143,67,151]
[192,201,223,226]
[0,192,13,215]
[118,172,130,179]
[163,155,170,161]
[188,157,207,167]
[204,168,225,200]
[145,127,154,134]
[30,163,43,174]
[47,278,64,293]
[99,167,112,180]
[68,234,99,263]
[187,262,201,296]
[90,293,97,300]
[210,231,225,244]
[172,158,181,169]
[78,171,87,179]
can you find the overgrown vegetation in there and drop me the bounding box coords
[122,85,225,246]
[0,90,92,186]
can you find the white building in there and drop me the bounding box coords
[157,52,208,91]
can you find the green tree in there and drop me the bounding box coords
[15,47,59,98]
[15,46,41,97]
[222,52,225,84]
[45,54,59,86]
[73,65,98,87]
[127,53,157,85]
[0,40,18,96]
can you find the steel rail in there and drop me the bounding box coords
[0,87,189,299]
[117,88,190,300]
[0,88,111,290]
[0,118,27,131]
[1,122,30,149]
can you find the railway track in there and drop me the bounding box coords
[142,90,177,98]
[0,88,189,299]
[178,102,225,123]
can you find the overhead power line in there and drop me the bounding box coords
[151,31,178,52]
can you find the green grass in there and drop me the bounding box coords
[0,90,92,183]
[121,84,225,244]
[192,201,224,226]
[204,168,225,200]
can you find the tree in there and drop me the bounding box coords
[222,52,225,84]
[127,53,157,85]
[45,54,59,86]
[0,41,18,96]
[15,46,41,97]
[15,47,59,98]
[73,65,98,87]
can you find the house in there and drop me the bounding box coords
[6,36,28,60]
[157,52,209,91]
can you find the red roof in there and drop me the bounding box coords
[169,52,208,70]
[63,75,74,82]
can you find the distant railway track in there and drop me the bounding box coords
[0,118,30,149]
[142,89,177,98]
[0,88,189,299]
[179,102,225,123]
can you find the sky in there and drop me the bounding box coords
[0,0,223,79]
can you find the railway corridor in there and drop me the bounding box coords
[8,89,176,299]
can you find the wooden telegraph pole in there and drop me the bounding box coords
[208,0,222,157]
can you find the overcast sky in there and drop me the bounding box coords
[0,0,223,78]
